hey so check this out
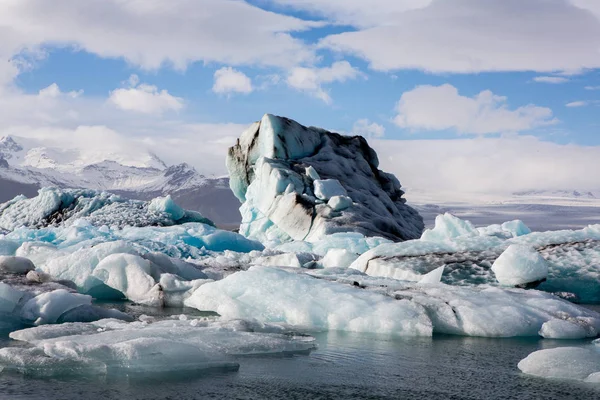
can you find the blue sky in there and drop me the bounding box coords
[1,0,600,193]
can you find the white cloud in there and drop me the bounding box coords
[108,76,184,114]
[314,0,600,73]
[212,67,253,95]
[0,0,321,72]
[566,101,589,107]
[371,136,600,195]
[38,83,82,98]
[585,85,600,90]
[287,61,362,103]
[393,84,557,135]
[352,119,385,139]
[269,0,432,28]
[533,76,570,84]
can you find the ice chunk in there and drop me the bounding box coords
[539,319,591,339]
[227,114,424,243]
[148,195,185,220]
[491,245,548,287]
[20,289,93,325]
[305,165,320,181]
[501,220,531,237]
[92,253,160,305]
[321,248,359,269]
[0,255,35,274]
[328,195,352,211]
[518,346,600,381]
[186,266,433,336]
[314,179,348,201]
[419,266,444,284]
[421,213,478,242]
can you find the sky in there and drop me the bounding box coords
[1,0,600,195]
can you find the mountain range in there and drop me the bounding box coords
[0,135,241,228]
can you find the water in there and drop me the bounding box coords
[1,326,599,399]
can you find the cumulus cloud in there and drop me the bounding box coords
[352,119,385,139]
[313,0,600,73]
[533,76,570,84]
[0,0,321,72]
[212,67,253,95]
[108,76,184,114]
[286,61,362,103]
[393,84,557,135]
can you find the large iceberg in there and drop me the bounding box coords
[226,114,424,244]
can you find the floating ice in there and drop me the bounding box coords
[186,266,433,336]
[518,344,600,382]
[491,245,549,287]
[327,195,353,212]
[0,318,317,377]
[185,266,600,338]
[538,318,591,339]
[227,114,424,243]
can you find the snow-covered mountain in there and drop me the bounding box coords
[0,135,240,227]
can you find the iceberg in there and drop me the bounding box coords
[185,266,600,338]
[226,114,424,244]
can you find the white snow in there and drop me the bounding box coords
[491,245,549,286]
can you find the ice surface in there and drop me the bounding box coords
[227,114,424,243]
[0,318,316,376]
[518,345,600,381]
[491,245,549,286]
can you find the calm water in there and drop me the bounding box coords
[1,324,599,400]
